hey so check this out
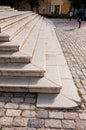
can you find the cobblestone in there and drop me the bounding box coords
[28,119,44,128]
[79,112,86,119]
[6,109,21,117]
[62,120,75,129]
[76,119,86,130]
[64,112,78,119]
[25,97,36,104]
[13,117,28,127]
[45,119,62,129]
[22,110,35,118]
[0,102,5,108]
[82,95,86,102]
[5,103,18,109]
[0,109,5,116]
[19,104,31,110]
[37,109,49,119]
[11,97,24,103]
[0,117,13,126]
[49,111,63,119]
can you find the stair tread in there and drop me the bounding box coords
[0,63,62,93]
[0,11,30,20]
[0,13,34,32]
[0,17,44,63]
[0,16,41,51]
[0,14,38,41]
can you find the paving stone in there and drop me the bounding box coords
[11,97,24,103]
[25,98,36,104]
[0,97,11,102]
[62,120,75,129]
[79,88,86,95]
[76,119,86,130]
[22,110,35,118]
[13,117,28,127]
[6,109,21,116]
[0,117,13,126]
[27,128,36,130]
[2,128,14,130]
[0,108,5,116]
[37,110,48,119]
[30,105,36,110]
[1,92,13,97]
[5,103,18,109]
[49,111,63,119]
[14,92,26,97]
[0,102,5,108]
[28,119,44,128]
[45,119,62,129]
[36,128,49,130]
[64,112,78,119]
[2,127,36,130]
[82,95,86,102]
[84,85,86,90]
[79,113,86,119]
[19,104,31,110]
[25,93,36,98]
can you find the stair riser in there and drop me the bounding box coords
[0,86,60,93]
[0,71,45,77]
[0,57,31,63]
[0,35,9,42]
[0,46,19,51]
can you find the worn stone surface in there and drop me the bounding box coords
[25,98,36,104]
[5,103,18,109]
[45,119,62,129]
[79,112,86,119]
[62,120,75,129]
[0,117,13,126]
[49,111,63,119]
[28,119,44,128]
[0,109,5,116]
[22,110,35,118]
[64,112,78,119]
[11,97,24,103]
[76,119,86,130]
[0,102,5,108]
[13,117,28,127]
[37,110,48,119]
[6,109,21,117]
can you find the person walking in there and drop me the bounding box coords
[69,10,73,21]
[77,9,85,28]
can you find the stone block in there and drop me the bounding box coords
[45,119,62,129]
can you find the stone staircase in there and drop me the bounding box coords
[0,6,81,109]
[0,6,62,94]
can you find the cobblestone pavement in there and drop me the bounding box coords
[0,19,86,130]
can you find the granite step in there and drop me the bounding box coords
[0,8,15,12]
[0,17,43,63]
[0,60,62,93]
[0,16,41,51]
[0,14,38,42]
[0,11,30,21]
[0,33,46,76]
[36,18,81,109]
[0,13,35,32]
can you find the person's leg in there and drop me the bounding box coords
[79,19,81,28]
